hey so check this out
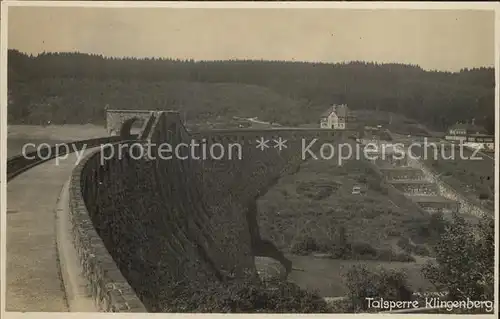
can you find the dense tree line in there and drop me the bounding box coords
[422,213,494,302]
[342,213,494,313]
[7,50,494,133]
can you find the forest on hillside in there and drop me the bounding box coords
[7,50,495,133]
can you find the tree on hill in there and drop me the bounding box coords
[421,213,494,301]
[344,264,413,312]
[7,50,495,133]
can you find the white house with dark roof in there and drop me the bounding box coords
[448,122,487,135]
[444,120,494,151]
[320,104,349,129]
[445,121,488,142]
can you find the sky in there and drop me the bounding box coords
[5,6,496,71]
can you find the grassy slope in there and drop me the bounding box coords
[256,139,434,296]
[257,140,429,253]
[287,255,433,297]
[352,109,433,136]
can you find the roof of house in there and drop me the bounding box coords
[320,104,349,118]
[320,108,334,118]
[468,133,494,138]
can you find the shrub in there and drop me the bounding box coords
[295,182,335,200]
[407,213,448,245]
[344,265,413,312]
[428,213,447,237]
[290,236,320,255]
[160,277,329,313]
[397,237,430,258]
[478,193,490,200]
[389,251,416,262]
[375,249,395,261]
[327,298,351,313]
[412,245,430,257]
[290,232,416,262]
[397,237,410,250]
[330,242,352,259]
[367,178,382,192]
[260,279,329,313]
[386,229,401,237]
[422,214,494,302]
[351,242,377,258]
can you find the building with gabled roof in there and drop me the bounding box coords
[445,120,494,151]
[320,104,349,130]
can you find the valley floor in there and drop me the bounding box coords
[257,139,437,296]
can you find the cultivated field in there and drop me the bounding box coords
[411,144,494,212]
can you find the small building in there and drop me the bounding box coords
[446,122,488,139]
[444,121,494,151]
[465,134,494,143]
[320,104,349,130]
[465,134,495,151]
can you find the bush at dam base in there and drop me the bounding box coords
[255,256,287,281]
[156,277,329,313]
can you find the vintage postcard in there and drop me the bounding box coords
[1,1,497,317]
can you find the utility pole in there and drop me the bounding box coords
[104,104,109,130]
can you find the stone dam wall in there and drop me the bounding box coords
[70,112,339,311]
[69,141,147,312]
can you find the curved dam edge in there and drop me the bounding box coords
[53,113,347,312]
[7,135,147,312]
[66,143,147,312]
[60,142,336,312]
[56,178,98,312]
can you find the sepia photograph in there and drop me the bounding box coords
[1,1,497,315]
